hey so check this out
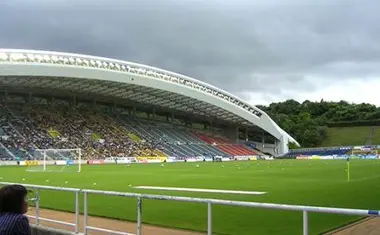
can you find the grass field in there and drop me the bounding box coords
[321,126,380,147]
[1,160,380,235]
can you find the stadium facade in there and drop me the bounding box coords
[0,49,298,156]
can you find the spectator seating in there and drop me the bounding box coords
[0,104,157,160]
[119,116,226,157]
[283,147,352,157]
[0,103,249,160]
[194,133,260,156]
[0,147,11,160]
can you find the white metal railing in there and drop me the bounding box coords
[0,182,379,235]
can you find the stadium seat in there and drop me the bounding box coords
[194,133,260,156]
[283,147,353,158]
[0,103,259,161]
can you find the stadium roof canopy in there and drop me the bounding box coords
[0,49,299,150]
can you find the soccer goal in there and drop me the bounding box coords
[26,148,82,173]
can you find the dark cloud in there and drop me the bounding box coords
[0,0,379,100]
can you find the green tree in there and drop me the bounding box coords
[302,129,321,147]
[258,99,380,148]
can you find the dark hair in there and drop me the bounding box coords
[0,185,28,214]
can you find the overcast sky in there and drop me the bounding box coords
[0,0,379,106]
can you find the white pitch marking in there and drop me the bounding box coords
[134,186,267,195]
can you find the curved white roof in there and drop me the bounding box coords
[0,49,299,146]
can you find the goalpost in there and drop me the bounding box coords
[28,148,82,172]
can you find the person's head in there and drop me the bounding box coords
[0,185,28,214]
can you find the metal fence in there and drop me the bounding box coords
[1,182,379,235]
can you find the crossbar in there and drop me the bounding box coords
[1,182,379,235]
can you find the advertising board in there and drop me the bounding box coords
[234,156,251,161]
[0,161,18,166]
[38,160,55,165]
[76,160,87,165]
[360,155,377,159]
[116,159,132,164]
[104,159,116,164]
[25,160,39,166]
[137,157,167,162]
[333,156,348,160]
[320,156,334,160]
[146,159,161,163]
[88,160,104,165]
[296,156,309,160]
[56,160,67,166]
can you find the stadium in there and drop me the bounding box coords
[0,49,380,235]
[0,49,298,159]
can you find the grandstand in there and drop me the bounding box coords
[0,49,298,160]
[282,125,380,158]
[282,145,380,159]
[282,147,353,158]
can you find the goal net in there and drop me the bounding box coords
[26,148,82,173]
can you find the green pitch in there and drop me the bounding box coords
[1,160,380,235]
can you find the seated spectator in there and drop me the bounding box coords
[0,184,31,235]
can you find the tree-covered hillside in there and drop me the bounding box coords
[257,100,380,148]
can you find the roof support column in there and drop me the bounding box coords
[277,136,288,155]
[152,108,156,120]
[245,128,248,141]
[28,92,32,104]
[133,106,137,117]
[273,139,278,156]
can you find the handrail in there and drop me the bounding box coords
[1,182,379,235]
[81,188,379,216]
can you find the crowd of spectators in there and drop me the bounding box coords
[0,104,162,160]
